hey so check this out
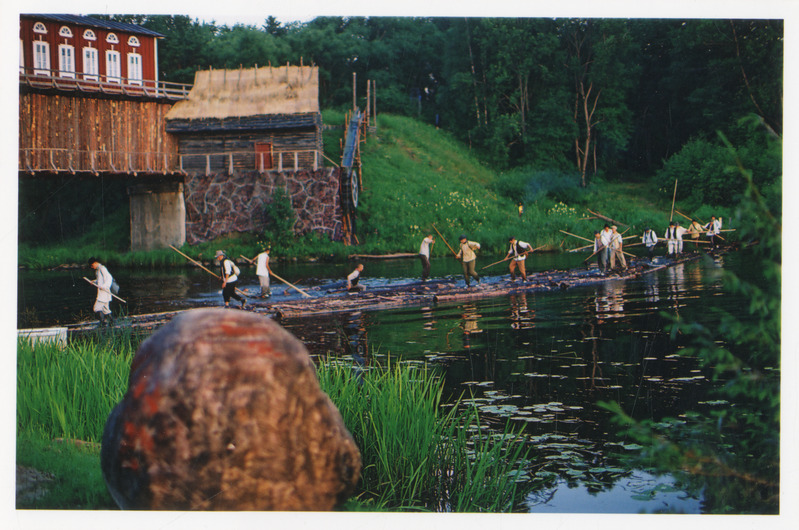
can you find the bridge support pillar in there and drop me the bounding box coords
[128,181,186,251]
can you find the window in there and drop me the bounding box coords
[106,32,119,44]
[58,26,73,38]
[33,22,47,34]
[127,36,140,47]
[58,44,75,78]
[33,40,50,76]
[83,47,99,81]
[83,29,96,41]
[106,50,121,82]
[127,53,142,85]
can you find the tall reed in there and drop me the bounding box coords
[16,333,135,442]
[317,358,531,511]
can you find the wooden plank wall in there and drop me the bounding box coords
[19,92,178,172]
[177,129,323,172]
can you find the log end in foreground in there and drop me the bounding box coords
[101,308,361,511]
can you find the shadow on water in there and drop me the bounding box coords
[17,251,759,512]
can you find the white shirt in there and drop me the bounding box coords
[95,264,113,302]
[706,219,721,236]
[508,240,531,261]
[419,237,434,258]
[222,259,238,282]
[600,229,613,247]
[256,251,270,276]
[347,269,361,282]
[642,230,658,247]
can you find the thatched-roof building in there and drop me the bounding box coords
[166,66,323,172]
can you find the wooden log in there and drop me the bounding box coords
[348,253,418,260]
[586,209,628,228]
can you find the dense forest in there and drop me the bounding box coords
[20,16,782,248]
[104,15,782,200]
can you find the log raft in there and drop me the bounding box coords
[62,249,727,339]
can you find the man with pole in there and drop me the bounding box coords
[455,235,481,287]
[215,251,247,309]
[88,257,115,326]
[506,237,532,282]
[642,227,658,260]
[418,233,435,282]
[255,246,272,298]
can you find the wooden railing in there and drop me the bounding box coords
[19,148,183,175]
[19,67,192,100]
[179,149,324,176]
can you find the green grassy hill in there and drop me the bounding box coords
[19,112,726,269]
[343,113,709,256]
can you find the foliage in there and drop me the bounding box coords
[16,430,115,509]
[654,116,781,213]
[598,134,781,513]
[17,333,136,443]
[259,187,297,250]
[317,359,531,511]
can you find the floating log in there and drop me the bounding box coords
[348,253,418,260]
[61,246,736,341]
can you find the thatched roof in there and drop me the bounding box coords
[166,66,319,120]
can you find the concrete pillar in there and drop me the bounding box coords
[128,181,186,251]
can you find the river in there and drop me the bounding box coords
[16,249,771,512]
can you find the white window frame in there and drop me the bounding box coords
[127,52,143,85]
[83,46,99,81]
[33,22,47,34]
[127,36,140,47]
[58,26,73,38]
[33,40,50,76]
[58,44,76,78]
[106,50,121,83]
[83,29,96,41]
[106,32,119,44]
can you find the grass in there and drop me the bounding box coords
[19,112,725,270]
[16,334,532,511]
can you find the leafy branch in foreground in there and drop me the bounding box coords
[599,126,780,514]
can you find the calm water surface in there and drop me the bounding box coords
[17,251,764,512]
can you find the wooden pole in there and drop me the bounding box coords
[239,255,312,298]
[169,245,247,296]
[352,72,357,111]
[674,210,726,241]
[559,229,593,243]
[670,178,678,222]
[586,209,628,227]
[481,245,546,270]
[431,224,459,258]
[83,277,127,304]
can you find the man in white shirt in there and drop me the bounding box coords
[216,250,246,308]
[600,225,614,267]
[506,237,532,281]
[455,235,481,287]
[418,234,435,281]
[255,247,272,297]
[89,257,114,326]
[642,227,658,259]
[704,215,722,248]
[347,264,365,292]
[609,226,627,270]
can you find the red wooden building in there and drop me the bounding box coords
[19,14,186,98]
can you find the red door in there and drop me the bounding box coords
[255,142,272,170]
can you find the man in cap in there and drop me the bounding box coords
[642,227,658,259]
[455,235,481,287]
[506,236,532,281]
[608,226,627,270]
[215,250,246,309]
[88,257,114,326]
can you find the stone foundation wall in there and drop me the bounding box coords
[183,168,341,244]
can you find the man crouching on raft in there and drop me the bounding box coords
[506,237,532,281]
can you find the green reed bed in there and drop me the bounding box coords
[317,359,531,511]
[17,336,531,511]
[17,333,136,443]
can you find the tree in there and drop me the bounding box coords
[600,128,781,513]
